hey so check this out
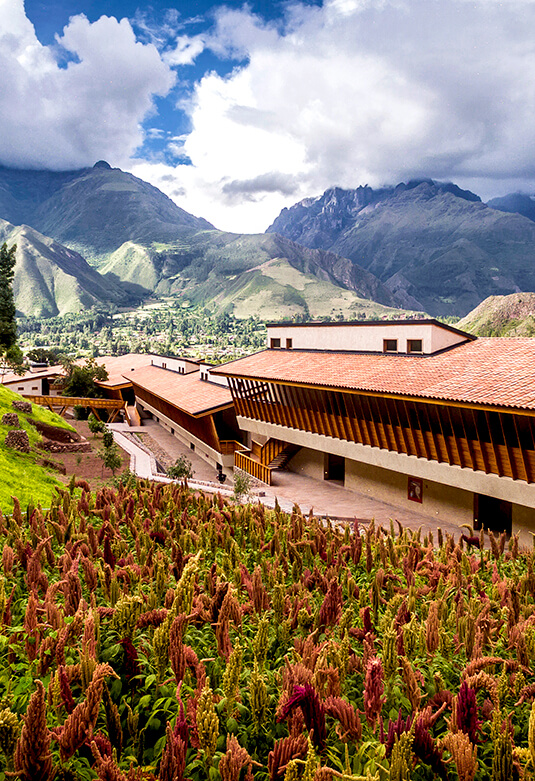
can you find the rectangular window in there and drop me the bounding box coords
[383,339,398,353]
[407,339,423,354]
[270,338,281,348]
[286,338,293,349]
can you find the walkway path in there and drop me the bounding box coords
[110,420,464,539]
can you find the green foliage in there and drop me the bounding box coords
[98,441,122,475]
[62,357,108,398]
[87,413,105,434]
[167,454,194,480]
[232,470,251,502]
[0,384,74,512]
[102,428,114,448]
[0,243,18,356]
[112,468,137,490]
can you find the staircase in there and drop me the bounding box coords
[267,443,300,470]
[126,405,141,427]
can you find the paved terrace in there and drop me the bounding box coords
[111,419,465,540]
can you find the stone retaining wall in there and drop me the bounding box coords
[5,429,30,452]
[38,440,92,453]
[29,419,81,443]
[12,401,32,414]
[2,413,19,426]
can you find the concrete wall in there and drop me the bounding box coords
[6,377,45,394]
[513,504,535,545]
[287,447,325,480]
[266,322,468,354]
[137,400,233,473]
[345,458,474,527]
[151,356,198,374]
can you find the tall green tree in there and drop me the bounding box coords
[0,243,23,375]
[0,243,18,355]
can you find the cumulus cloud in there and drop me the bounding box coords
[133,0,535,231]
[0,0,175,170]
[3,0,535,232]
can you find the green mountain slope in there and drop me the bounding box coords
[100,231,406,319]
[0,219,128,317]
[268,180,535,316]
[0,161,213,263]
[0,163,413,319]
[457,292,535,336]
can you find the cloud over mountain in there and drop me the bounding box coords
[0,0,175,170]
[3,0,535,232]
[134,0,535,231]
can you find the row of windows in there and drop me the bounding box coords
[270,338,292,349]
[384,339,422,354]
[269,337,422,353]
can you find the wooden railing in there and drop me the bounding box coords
[260,438,286,466]
[220,440,247,455]
[235,451,273,485]
[22,395,126,423]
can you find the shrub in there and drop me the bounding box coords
[233,469,251,502]
[88,413,105,434]
[167,454,194,480]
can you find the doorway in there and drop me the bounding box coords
[474,494,512,535]
[325,453,345,483]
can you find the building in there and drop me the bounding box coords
[1,364,65,396]
[126,355,243,475]
[212,319,535,535]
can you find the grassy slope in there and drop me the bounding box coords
[457,292,535,336]
[0,385,75,513]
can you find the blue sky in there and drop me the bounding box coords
[3,0,535,232]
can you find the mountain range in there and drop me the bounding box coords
[0,162,403,321]
[267,180,535,316]
[2,162,535,319]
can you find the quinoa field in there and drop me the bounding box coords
[0,478,533,780]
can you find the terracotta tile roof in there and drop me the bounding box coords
[89,354,159,388]
[126,365,233,417]
[213,338,535,411]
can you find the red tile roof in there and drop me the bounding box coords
[126,365,233,417]
[90,354,158,388]
[213,339,535,411]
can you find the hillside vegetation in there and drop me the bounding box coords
[457,292,535,336]
[0,385,74,511]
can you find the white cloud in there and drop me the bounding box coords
[133,0,535,232]
[0,0,175,170]
[3,0,535,232]
[164,35,205,66]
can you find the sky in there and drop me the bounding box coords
[2,0,535,233]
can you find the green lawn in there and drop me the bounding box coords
[0,384,75,513]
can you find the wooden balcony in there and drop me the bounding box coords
[220,440,247,456]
